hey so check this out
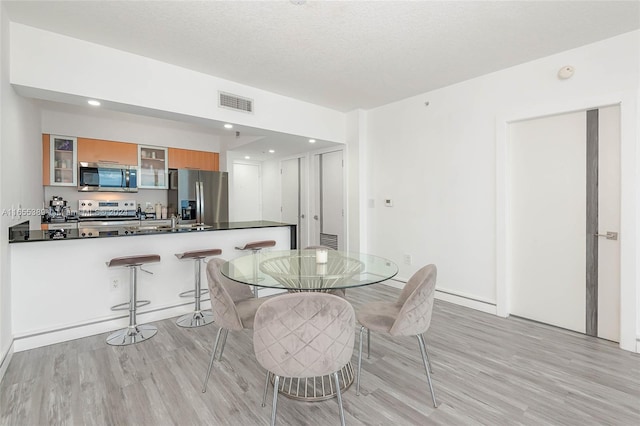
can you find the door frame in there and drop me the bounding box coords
[496,92,638,352]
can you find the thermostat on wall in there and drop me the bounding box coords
[384,199,393,207]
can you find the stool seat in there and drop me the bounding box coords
[107,254,161,268]
[175,248,222,328]
[175,249,222,260]
[235,240,276,251]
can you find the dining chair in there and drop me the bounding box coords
[303,245,346,297]
[355,264,438,408]
[201,257,271,393]
[253,292,355,426]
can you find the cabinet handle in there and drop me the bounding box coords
[97,160,117,164]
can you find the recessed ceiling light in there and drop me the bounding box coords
[309,139,316,143]
[87,100,101,106]
[224,123,233,129]
[268,149,275,153]
[244,156,250,160]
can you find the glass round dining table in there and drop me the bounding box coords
[220,249,398,401]
[221,248,399,292]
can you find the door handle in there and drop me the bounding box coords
[594,231,618,240]
[300,214,305,219]
[313,215,319,220]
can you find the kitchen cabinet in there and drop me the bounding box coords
[78,138,138,165]
[168,148,219,171]
[138,145,168,189]
[44,134,77,186]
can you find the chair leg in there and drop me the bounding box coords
[333,371,346,426]
[367,328,371,359]
[262,371,270,407]
[416,334,438,408]
[356,325,365,396]
[218,328,229,361]
[422,333,434,374]
[202,327,223,393]
[270,375,280,426]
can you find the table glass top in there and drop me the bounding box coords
[221,249,398,290]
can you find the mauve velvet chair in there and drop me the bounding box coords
[201,257,271,393]
[355,264,438,408]
[253,292,355,426]
[303,245,346,298]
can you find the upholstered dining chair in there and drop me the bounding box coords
[253,292,355,426]
[355,264,438,408]
[303,245,346,298]
[202,257,271,393]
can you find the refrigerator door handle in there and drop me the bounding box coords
[199,180,205,224]
[195,181,201,224]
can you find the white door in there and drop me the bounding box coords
[313,150,344,250]
[281,158,303,248]
[232,162,261,221]
[597,106,620,341]
[508,106,620,341]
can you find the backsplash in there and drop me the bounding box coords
[43,186,168,213]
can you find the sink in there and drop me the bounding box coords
[155,224,212,230]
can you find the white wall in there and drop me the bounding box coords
[10,23,346,145]
[0,3,43,376]
[40,103,222,152]
[261,158,282,222]
[365,31,640,351]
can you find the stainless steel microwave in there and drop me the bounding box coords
[78,162,138,192]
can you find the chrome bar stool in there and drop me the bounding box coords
[175,248,222,328]
[106,254,161,346]
[235,240,276,297]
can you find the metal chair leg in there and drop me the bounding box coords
[367,328,371,359]
[271,375,280,426]
[422,333,434,374]
[262,371,270,407]
[356,325,365,396]
[333,371,346,426]
[218,328,229,361]
[417,334,438,408]
[202,327,223,393]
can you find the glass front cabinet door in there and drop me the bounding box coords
[50,135,78,186]
[138,145,168,189]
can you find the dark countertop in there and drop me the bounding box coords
[9,220,295,243]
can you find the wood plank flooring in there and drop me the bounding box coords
[2,285,639,425]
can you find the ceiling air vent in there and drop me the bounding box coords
[218,91,254,113]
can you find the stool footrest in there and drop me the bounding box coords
[111,300,151,311]
[179,289,209,298]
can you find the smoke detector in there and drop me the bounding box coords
[558,65,575,80]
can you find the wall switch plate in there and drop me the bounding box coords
[385,199,393,207]
[403,254,412,265]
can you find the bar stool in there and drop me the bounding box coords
[175,248,222,328]
[235,240,276,297]
[106,254,161,346]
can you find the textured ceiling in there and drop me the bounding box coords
[5,1,640,112]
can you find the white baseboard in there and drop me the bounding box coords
[0,340,15,383]
[381,280,497,315]
[13,300,210,352]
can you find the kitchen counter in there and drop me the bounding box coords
[10,220,296,245]
[10,220,295,351]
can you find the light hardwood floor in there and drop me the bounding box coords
[2,285,639,425]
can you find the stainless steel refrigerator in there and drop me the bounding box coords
[168,169,229,224]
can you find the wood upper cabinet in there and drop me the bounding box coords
[168,148,219,171]
[42,134,50,186]
[77,137,138,165]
